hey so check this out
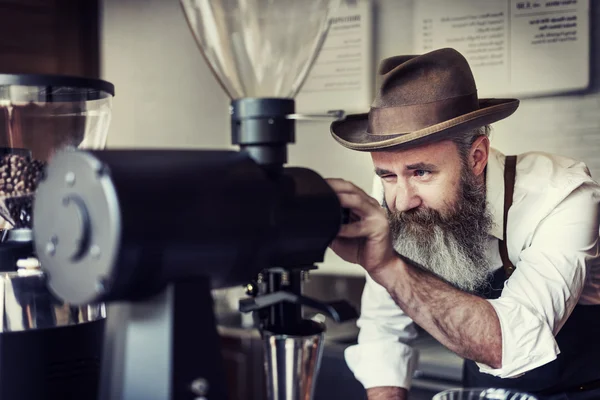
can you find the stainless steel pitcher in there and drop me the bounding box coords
[263,322,325,400]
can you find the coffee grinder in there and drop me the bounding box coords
[31,1,356,399]
[0,74,114,399]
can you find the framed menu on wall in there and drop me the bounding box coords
[413,0,590,98]
[295,0,373,114]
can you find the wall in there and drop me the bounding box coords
[100,0,230,150]
[100,0,599,276]
[486,5,600,177]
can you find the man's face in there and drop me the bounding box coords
[371,139,493,294]
[372,140,464,215]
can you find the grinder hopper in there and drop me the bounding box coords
[180,0,338,99]
[0,75,113,399]
[181,0,344,169]
[180,2,348,400]
[0,76,113,230]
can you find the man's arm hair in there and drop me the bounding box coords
[373,256,502,368]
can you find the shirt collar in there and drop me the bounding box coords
[486,148,506,240]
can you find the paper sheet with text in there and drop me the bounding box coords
[296,0,373,114]
[413,0,589,97]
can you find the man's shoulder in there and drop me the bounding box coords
[514,150,596,189]
[499,150,600,249]
[510,151,600,231]
[489,148,599,229]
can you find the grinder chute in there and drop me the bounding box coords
[32,1,356,400]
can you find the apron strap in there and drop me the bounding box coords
[499,155,517,278]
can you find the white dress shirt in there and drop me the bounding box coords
[345,148,600,389]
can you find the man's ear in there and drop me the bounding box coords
[469,135,490,177]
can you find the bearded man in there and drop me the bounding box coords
[327,48,600,400]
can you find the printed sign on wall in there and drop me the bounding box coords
[296,0,373,114]
[413,0,590,97]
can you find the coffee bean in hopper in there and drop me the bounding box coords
[0,154,47,228]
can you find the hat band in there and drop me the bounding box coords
[368,92,479,135]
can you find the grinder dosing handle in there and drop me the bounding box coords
[239,291,357,323]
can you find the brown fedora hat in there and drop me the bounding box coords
[331,48,519,151]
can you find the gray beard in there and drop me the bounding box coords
[385,167,494,294]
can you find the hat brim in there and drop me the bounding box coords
[331,99,519,151]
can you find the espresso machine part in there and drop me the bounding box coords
[33,146,352,400]
[0,73,113,399]
[181,2,354,399]
[0,228,104,330]
[0,228,106,399]
[32,1,354,399]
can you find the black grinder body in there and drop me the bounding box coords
[0,319,105,400]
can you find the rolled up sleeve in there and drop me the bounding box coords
[479,298,560,378]
[345,274,419,389]
[477,183,600,378]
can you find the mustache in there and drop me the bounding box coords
[384,202,457,236]
[387,205,447,225]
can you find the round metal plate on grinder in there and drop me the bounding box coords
[33,149,121,305]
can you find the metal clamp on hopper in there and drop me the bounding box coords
[32,1,355,400]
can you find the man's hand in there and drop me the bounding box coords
[367,387,408,400]
[327,178,396,275]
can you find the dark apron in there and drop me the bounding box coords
[462,156,600,399]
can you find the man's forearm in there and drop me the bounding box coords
[372,256,502,368]
[367,387,407,400]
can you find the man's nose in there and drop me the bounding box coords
[394,184,422,213]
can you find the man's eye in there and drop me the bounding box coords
[414,170,430,177]
[382,175,396,181]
